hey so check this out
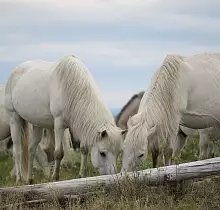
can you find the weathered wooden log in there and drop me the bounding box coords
[1,157,220,201]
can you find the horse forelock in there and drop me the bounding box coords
[54,55,120,148]
[115,91,145,126]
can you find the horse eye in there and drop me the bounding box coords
[138,154,144,158]
[100,152,106,158]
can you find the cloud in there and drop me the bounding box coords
[1,0,220,30]
[1,40,219,67]
[1,0,220,107]
[102,90,140,108]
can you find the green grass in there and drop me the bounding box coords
[1,136,220,210]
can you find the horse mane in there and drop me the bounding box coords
[53,55,120,148]
[115,90,145,125]
[137,54,184,144]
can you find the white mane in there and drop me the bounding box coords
[53,55,120,148]
[127,55,184,148]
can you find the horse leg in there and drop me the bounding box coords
[61,129,74,170]
[172,130,188,158]
[35,144,50,178]
[27,126,43,184]
[163,131,179,166]
[152,149,159,168]
[207,140,214,158]
[10,166,15,177]
[0,136,11,159]
[9,113,23,185]
[6,136,13,150]
[79,147,88,178]
[163,147,173,166]
[52,117,64,181]
[199,132,209,160]
[69,128,80,150]
[41,129,55,163]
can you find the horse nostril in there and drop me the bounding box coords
[100,152,106,157]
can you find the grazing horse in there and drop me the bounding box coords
[115,90,219,168]
[122,52,220,172]
[5,55,126,184]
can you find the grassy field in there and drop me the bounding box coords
[1,136,220,209]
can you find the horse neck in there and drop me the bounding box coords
[140,55,183,139]
[55,55,116,147]
[64,93,116,147]
[68,114,116,147]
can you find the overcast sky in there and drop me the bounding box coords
[1,0,220,108]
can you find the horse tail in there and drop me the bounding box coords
[20,120,30,181]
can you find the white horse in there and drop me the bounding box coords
[5,55,126,184]
[115,90,219,168]
[122,52,220,172]
[0,85,74,178]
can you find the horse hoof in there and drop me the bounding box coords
[79,173,84,178]
[16,179,23,186]
[44,167,51,178]
[52,174,59,182]
[27,179,34,185]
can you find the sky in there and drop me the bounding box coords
[1,0,220,108]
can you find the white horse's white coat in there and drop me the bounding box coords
[5,55,125,184]
[122,52,220,172]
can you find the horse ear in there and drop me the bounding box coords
[98,129,108,138]
[148,125,157,139]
